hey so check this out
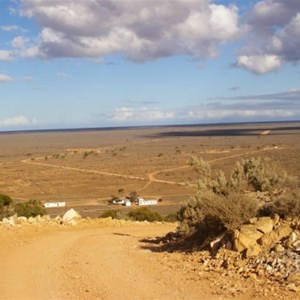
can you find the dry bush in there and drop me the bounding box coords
[177,157,294,243]
[0,193,13,219]
[260,189,300,218]
[230,157,287,192]
[14,199,46,218]
[128,207,163,222]
[177,192,258,239]
[100,209,128,220]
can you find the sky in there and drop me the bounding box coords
[0,0,300,130]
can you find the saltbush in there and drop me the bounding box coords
[0,193,13,218]
[178,156,297,243]
[0,193,12,208]
[100,209,128,220]
[14,199,46,218]
[261,189,300,218]
[128,207,162,222]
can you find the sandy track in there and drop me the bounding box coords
[21,159,147,182]
[20,146,282,197]
[0,223,218,300]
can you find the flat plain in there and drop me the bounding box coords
[1,122,300,217]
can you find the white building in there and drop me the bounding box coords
[138,198,157,206]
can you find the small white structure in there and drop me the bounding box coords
[124,200,132,207]
[138,198,157,206]
[44,202,66,208]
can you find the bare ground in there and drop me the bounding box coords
[0,222,214,300]
[1,220,297,300]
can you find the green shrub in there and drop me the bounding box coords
[260,189,300,218]
[177,192,258,238]
[163,212,178,222]
[0,193,12,208]
[0,193,13,218]
[128,207,162,222]
[177,156,293,243]
[100,209,127,220]
[14,199,46,218]
[230,157,287,192]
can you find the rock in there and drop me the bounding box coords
[287,274,300,285]
[287,283,299,293]
[234,225,263,252]
[273,214,280,226]
[62,208,81,223]
[274,244,285,252]
[292,240,300,252]
[35,215,42,222]
[42,215,51,221]
[28,217,36,224]
[246,244,262,257]
[17,216,28,224]
[259,224,292,247]
[276,224,293,240]
[249,217,258,224]
[286,231,299,250]
[2,217,15,226]
[256,217,274,234]
[239,224,264,239]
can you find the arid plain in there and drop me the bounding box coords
[1,122,300,217]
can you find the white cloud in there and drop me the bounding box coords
[11,36,29,49]
[0,116,38,127]
[186,108,296,120]
[237,0,300,73]
[105,95,300,124]
[0,50,14,61]
[19,0,240,61]
[0,74,13,83]
[110,107,174,121]
[0,25,26,32]
[237,55,282,74]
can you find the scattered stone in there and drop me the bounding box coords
[62,209,81,223]
[17,216,28,224]
[2,217,15,226]
[255,217,274,234]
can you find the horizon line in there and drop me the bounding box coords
[1,120,300,135]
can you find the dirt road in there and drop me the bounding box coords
[0,222,219,300]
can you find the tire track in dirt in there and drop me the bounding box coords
[0,223,217,300]
[20,147,282,196]
[21,159,148,182]
[137,146,282,192]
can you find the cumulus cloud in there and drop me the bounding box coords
[11,36,29,49]
[0,74,13,83]
[19,0,240,61]
[237,55,282,74]
[0,50,14,61]
[237,0,300,73]
[0,116,38,127]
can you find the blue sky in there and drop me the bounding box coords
[0,0,300,130]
